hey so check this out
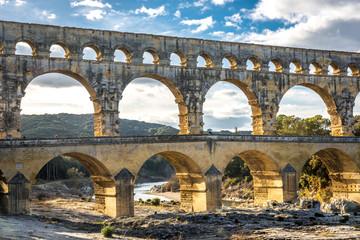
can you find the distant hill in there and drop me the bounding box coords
[20,113,178,138]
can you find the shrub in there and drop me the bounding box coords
[146,199,151,202]
[151,198,160,206]
[87,196,92,202]
[101,225,115,237]
[67,167,85,179]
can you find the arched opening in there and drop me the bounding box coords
[222,150,283,204]
[120,76,187,134]
[0,169,8,214]
[143,50,159,65]
[246,57,260,71]
[298,148,360,204]
[83,45,101,61]
[20,72,98,137]
[328,62,340,75]
[277,85,334,135]
[289,60,302,73]
[348,64,359,76]
[114,47,131,63]
[222,56,237,69]
[197,53,212,68]
[354,93,360,136]
[203,81,253,134]
[30,153,112,219]
[269,59,282,72]
[15,40,35,56]
[309,62,322,74]
[136,151,206,212]
[170,51,186,66]
[50,43,69,58]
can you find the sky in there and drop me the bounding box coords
[2,0,360,131]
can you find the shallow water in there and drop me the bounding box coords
[134,181,175,201]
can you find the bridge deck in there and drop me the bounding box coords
[1,134,360,148]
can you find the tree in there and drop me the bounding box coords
[276,114,330,136]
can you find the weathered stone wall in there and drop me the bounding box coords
[0,135,360,216]
[0,21,360,138]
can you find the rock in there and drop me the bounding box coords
[150,184,166,193]
[299,199,320,209]
[263,200,278,208]
[320,198,360,214]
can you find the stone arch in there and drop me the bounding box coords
[289,59,303,73]
[198,52,213,68]
[246,56,261,71]
[83,44,102,61]
[0,168,8,213]
[137,151,208,211]
[301,148,360,201]
[50,42,70,58]
[223,150,284,204]
[310,148,360,174]
[329,62,340,75]
[15,40,36,56]
[222,54,237,69]
[269,58,283,72]
[122,74,188,134]
[31,152,112,182]
[171,51,187,66]
[23,70,102,136]
[280,83,341,136]
[114,46,132,63]
[143,48,159,65]
[348,63,359,76]
[212,78,263,135]
[310,61,322,74]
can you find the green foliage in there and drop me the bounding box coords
[276,114,331,136]
[138,155,175,181]
[67,167,85,179]
[151,198,161,206]
[36,155,89,181]
[224,156,252,181]
[21,113,178,138]
[298,155,332,202]
[101,225,115,238]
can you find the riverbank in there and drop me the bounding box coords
[146,191,181,201]
[2,197,360,239]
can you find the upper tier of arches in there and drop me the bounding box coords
[1,21,360,77]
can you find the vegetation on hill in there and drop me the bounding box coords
[21,113,178,138]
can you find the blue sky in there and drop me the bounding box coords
[2,0,360,131]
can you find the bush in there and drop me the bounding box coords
[87,196,92,202]
[151,198,161,206]
[67,167,85,179]
[101,226,115,237]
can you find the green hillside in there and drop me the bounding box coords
[20,113,179,138]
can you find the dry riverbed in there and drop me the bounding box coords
[1,182,360,239]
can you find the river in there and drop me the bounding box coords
[134,181,176,201]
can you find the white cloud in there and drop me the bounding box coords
[134,5,166,18]
[224,13,242,29]
[70,0,111,8]
[83,9,106,20]
[174,10,181,18]
[42,11,56,20]
[194,0,207,7]
[211,0,234,5]
[0,0,9,5]
[230,0,360,51]
[14,0,25,6]
[181,16,216,33]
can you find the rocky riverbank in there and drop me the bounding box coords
[1,180,360,239]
